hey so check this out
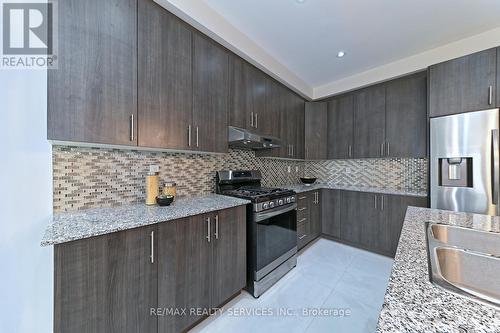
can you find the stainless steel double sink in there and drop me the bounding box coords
[426,222,500,308]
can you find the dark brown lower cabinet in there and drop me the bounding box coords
[383,195,428,256]
[297,190,321,250]
[54,206,246,333]
[321,189,427,257]
[157,215,211,332]
[211,207,247,307]
[321,189,341,238]
[54,225,158,333]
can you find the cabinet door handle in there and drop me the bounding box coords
[206,217,211,243]
[150,231,154,264]
[188,125,192,147]
[374,195,377,209]
[250,112,254,127]
[291,144,294,157]
[214,214,219,240]
[298,234,307,240]
[380,143,384,157]
[298,196,307,200]
[196,127,199,148]
[298,218,307,223]
[348,145,352,158]
[386,142,390,156]
[316,192,319,204]
[381,195,384,211]
[130,114,135,142]
[298,207,307,211]
[489,86,493,105]
[255,113,258,128]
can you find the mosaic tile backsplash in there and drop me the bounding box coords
[53,146,428,212]
[53,147,305,212]
[305,158,427,191]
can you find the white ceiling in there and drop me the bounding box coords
[203,0,500,88]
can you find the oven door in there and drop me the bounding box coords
[253,203,297,281]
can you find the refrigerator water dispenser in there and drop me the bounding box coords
[438,157,473,187]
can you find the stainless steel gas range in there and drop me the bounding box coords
[216,170,297,297]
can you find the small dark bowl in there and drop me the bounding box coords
[300,177,317,185]
[156,195,174,206]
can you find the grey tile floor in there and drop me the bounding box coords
[190,238,394,333]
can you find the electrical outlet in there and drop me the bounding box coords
[287,166,291,173]
[149,165,160,173]
[295,166,299,173]
[345,167,351,174]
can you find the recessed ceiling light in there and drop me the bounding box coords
[296,0,306,3]
[337,51,345,58]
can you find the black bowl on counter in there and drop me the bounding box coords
[156,195,174,206]
[300,177,317,185]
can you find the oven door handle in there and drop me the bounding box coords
[255,204,297,223]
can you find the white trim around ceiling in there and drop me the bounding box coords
[154,0,313,99]
[313,26,500,100]
[153,0,500,102]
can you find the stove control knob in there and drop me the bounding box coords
[278,199,284,206]
[262,202,269,210]
[290,196,296,202]
[286,197,291,204]
[269,201,275,208]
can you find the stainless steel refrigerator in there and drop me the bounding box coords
[430,108,500,215]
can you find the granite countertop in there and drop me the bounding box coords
[283,183,428,197]
[376,207,500,332]
[41,194,250,246]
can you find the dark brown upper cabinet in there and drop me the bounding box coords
[353,84,386,158]
[293,95,306,159]
[429,48,497,117]
[138,0,192,150]
[305,102,328,160]
[385,72,427,158]
[48,0,138,146]
[192,32,229,153]
[229,56,254,130]
[229,57,269,135]
[264,79,285,140]
[327,95,354,159]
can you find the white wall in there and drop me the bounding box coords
[0,67,53,331]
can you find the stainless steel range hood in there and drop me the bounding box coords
[228,126,281,150]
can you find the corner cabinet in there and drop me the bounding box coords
[429,48,497,117]
[321,189,427,257]
[48,0,138,145]
[54,206,246,333]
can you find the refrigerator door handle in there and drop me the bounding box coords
[492,129,499,206]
